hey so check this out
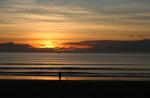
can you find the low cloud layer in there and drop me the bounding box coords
[61,39,150,52]
[0,40,150,53]
[0,42,53,52]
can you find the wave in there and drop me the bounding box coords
[0,67,150,70]
[0,63,146,66]
[0,71,150,77]
[0,63,150,79]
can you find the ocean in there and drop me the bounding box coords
[0,53,150,81]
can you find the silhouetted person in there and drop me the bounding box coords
[58,71,61,80]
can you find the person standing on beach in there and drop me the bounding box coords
[59,71,61,80]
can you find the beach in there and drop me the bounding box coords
[0,80,150,98]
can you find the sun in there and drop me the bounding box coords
[43,41,56,48]
[32,40,64,48]
[44,44,54,48]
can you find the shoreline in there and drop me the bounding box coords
[0,76,150,81]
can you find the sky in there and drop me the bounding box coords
[0,0,150,48]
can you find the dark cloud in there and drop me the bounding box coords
[0,40,150,53]
[0,42,53,52]
[0,42,33,48]
[61,39,150,53]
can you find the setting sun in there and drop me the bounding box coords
[42,41,56,48]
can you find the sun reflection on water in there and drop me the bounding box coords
[0,76,150,81]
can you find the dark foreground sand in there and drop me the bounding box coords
[0,80,150,98]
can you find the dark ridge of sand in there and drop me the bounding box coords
[0,80,150,98]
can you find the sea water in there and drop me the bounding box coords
[0,53,150,81]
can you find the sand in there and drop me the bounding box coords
[0,80,150,98]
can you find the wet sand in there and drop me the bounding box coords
[0,80,150,98]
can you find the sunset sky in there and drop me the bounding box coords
[0,0,150,48]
